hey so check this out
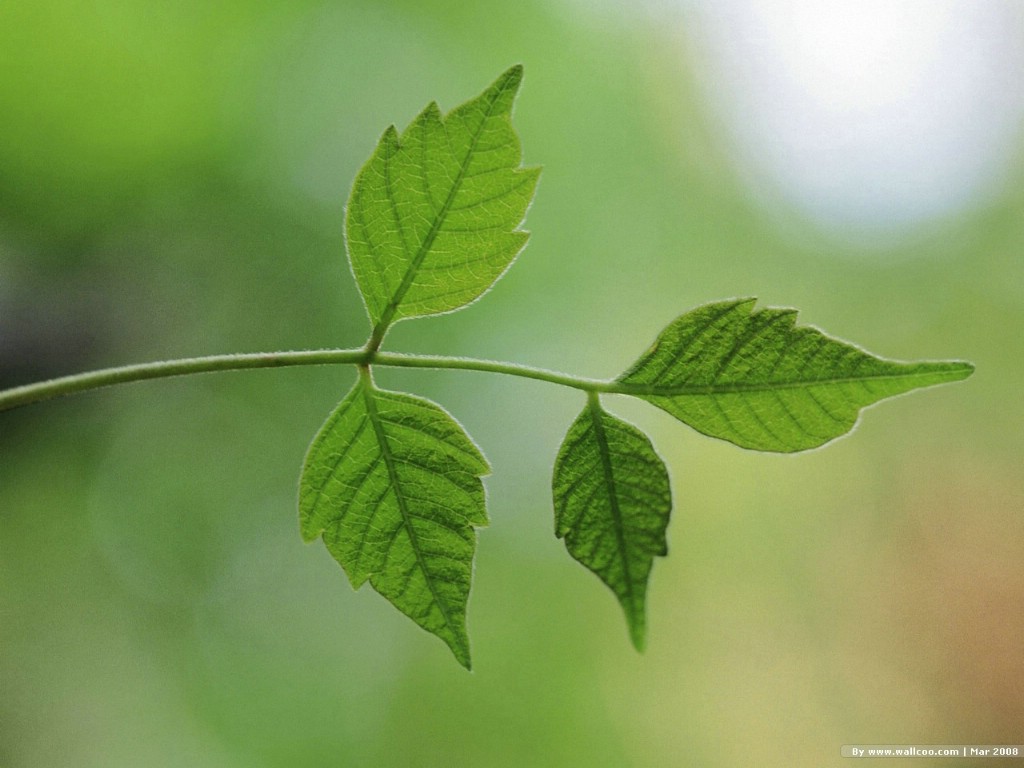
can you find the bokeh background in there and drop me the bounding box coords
[2,1,1022,766]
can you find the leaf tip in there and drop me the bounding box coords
[628,618,647,653]
[950,360,976,380]
[490,64,525,105]
[501,63,524,86]
[911,358,976,388]
[448,632,473,670]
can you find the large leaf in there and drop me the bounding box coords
[346,65,540,337]
[299,371,489,669]
[617,299,974,452]
[552,395,672,650]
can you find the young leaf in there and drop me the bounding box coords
[552,394,672,651]
[618,299,975,452]
[299,370,489,669]
[346,65,541,340]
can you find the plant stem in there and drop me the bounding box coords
[374,351,606,391]
[0,349,612,413]
[0,347,976,414]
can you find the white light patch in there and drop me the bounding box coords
[684,0,1024,242]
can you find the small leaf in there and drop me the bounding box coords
[552,394,672,650]
[299,371,489,669]
[346,65,541,337]
[618,299,975,452]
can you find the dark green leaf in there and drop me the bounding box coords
[552,394,672,650]
[346,65,540,336]
[618,299,975,452]
[299,371,489,668]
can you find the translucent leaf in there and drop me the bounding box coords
[299,372,489,669]
[618,299,975,452]
[552,395,672,650]
[346,65,541,336]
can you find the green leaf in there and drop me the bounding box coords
[618,299,975,452]
[552,394,672,651]
[299,370,489,669]
[346,65,541,338]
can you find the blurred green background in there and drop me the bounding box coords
[2,2,1022,767]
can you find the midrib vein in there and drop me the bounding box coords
[587,393,636,615]
[373,90,504,339]
[359,376,459,641]
[615,366,970,397]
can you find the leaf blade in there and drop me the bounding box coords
[618,299,974,452]
[299,372,489,669]
[552,395,672,650]
[346,65,540,335]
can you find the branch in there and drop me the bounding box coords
[0,349,606,413]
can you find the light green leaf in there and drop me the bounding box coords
[618,299,975,452]
[552,394,672,651]
[346,65,540,338]
[299,370,489,669]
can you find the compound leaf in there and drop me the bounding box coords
[552,394,672,650]
[299,371,489,669]
[347,65,540,337]
[618,299,975,452]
